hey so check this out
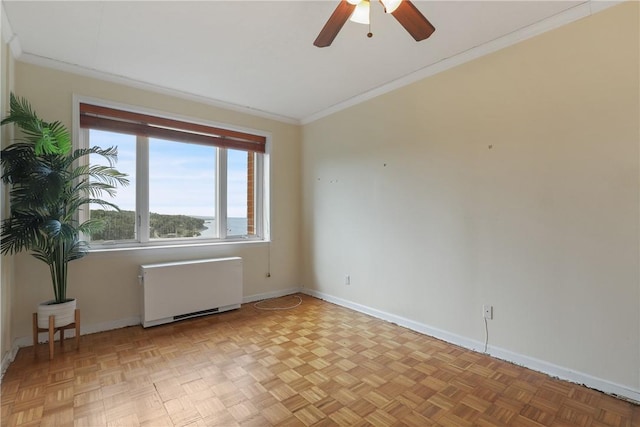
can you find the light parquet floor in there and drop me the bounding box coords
[1,294,638,427]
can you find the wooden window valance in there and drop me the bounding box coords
[79,103,266,153]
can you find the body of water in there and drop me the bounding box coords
[199,217,248,238]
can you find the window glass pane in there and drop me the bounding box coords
[89,130,136,241]
[149,138,217,240]
[227,149,254,236]
[82,102,267,247]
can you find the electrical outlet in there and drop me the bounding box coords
[345,275,351,285]
[483,305,493,319]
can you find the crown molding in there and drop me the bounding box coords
[2,0,624,126]
[16,52,300,126]
[300,0,625,125]
[1,2,21,58]
[4,0,297,125]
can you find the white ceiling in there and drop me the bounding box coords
[1,1,616,124]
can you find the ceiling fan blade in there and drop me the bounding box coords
[314,1,357,48]
[390,0,435,42]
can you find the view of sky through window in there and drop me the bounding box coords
[90,130,250,218]
[149,138,217,218]
[90,130,136,212]
[89,129,253,240]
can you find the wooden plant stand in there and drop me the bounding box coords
[32,309,80,360]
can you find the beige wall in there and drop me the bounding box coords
[302,2,639,392]
[11,62,302,340]
[1,12,16,370]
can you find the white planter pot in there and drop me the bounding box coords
[37,299,77,329]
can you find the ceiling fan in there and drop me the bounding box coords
[314,0,435,48]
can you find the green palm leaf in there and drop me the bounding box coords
[1,94,71,155]
[1,93,128,302]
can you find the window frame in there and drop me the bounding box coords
[72,95,270,249]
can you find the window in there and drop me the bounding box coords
[78,101,268,247]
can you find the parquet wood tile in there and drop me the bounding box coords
[2,294,638,426]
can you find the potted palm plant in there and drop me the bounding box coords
[1,93,128,329]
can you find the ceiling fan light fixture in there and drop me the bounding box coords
[349,1,370,25]
[380,0,402,13]
[314,0,434,48]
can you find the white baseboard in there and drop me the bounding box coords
[5,287,637,403]
[0,288,299,381]
[3,287,302,373]
[488,342,640,404]
[0,345,19,383]
[5,288,303,361]
[301,288,640,404]
[79,315,142,336]
[243,286,302,304]
[1,315,141,382]
[21,315,142,347]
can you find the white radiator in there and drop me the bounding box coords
[139,257,243,328]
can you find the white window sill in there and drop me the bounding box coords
[88,238,270,254]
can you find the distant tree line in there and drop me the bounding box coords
[90,210,206,241]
